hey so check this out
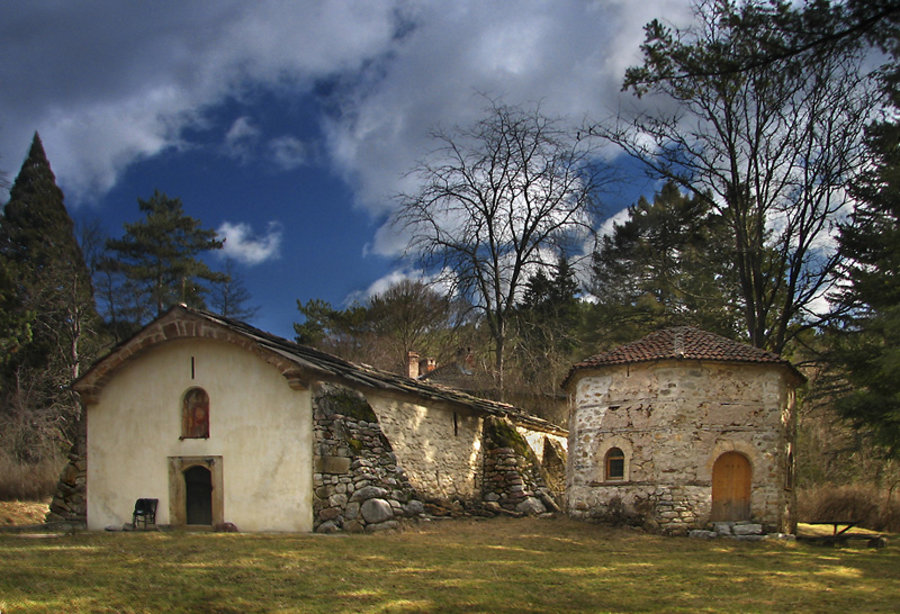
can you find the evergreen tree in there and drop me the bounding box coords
[830,43,900,457]
[0,258,31,377]
[105,190,226,322]
[589,182,740,348]
[0,133,100,455]
[208,258,259,321]
[511,257,584,394]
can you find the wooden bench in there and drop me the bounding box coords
[799,521,887,548]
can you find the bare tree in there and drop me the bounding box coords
[394,100,607,394]
[368,279,462,374]
[593,0,880,353]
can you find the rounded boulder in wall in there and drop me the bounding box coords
[360,498,394,524]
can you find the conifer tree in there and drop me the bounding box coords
[830,45,900,457]
[208,258,259,321]
[511,257,584,395]
[0,133,99,455]
[589,182,740,347]
[105,190,226,322]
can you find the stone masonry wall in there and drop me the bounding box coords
[364,391,484,502]
[481,417,560,516]
[313,383,425,533]
[45,417,87,526]
[567,360,796,534]
[515,425,567,504]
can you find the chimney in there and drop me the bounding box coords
[421,357,436,373]
[407,351,420,379]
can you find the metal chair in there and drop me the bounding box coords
[132,498,158,529]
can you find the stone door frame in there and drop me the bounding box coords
[168,456,224,527]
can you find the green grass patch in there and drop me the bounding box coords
[1,517,897,613]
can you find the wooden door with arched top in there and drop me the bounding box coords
[711,452,751,521]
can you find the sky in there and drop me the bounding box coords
[0,0,692,339]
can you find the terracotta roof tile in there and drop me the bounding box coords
[563,326,803,386]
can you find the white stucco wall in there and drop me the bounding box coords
[86,338,313,532]
[365,392,483,501]
[515,426,568,460]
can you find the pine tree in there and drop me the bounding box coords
[511,257,584,395]
[0,133,100,456]
[208,258,259,321]
[105,190,226,322]
[589,182,740,348]
[830,49,900,457]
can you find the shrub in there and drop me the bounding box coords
[0,449,64,501]
[797,483,900,532]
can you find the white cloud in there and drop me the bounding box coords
[268,135,309,170]
[346,267,456,306]
[217,220,283,265]
[321,0,694,254]
[0,1,402,202]
[0,0,694,212]
[223,116,261,162]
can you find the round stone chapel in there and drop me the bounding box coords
[563,327,803,535]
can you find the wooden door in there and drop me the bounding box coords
[711,452,751,521]
[184,465,213,525]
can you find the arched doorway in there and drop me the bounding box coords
[184,465,213,525]
[711,452,751,521]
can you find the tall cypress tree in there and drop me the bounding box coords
[0,133,99,456]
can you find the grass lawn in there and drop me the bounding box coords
[1,516,897,613]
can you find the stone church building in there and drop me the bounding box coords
[55,306,802,536]
[65,306,566,533]
[564,327,803,534]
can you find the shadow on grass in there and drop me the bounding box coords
[1,518,897,613]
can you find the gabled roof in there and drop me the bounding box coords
[563,326,804,388]
[75,306,566,435]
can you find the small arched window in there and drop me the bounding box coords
[181,387,209,439]
[605,447,625,481]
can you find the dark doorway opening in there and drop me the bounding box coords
[184,465,213,525]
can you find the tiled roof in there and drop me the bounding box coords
[563,326,803,387]
[75,306,567,435]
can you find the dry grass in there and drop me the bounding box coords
[0,499,50,526]
[0,453,63,501]
[798,484,900,532]
[1,516,898,613]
